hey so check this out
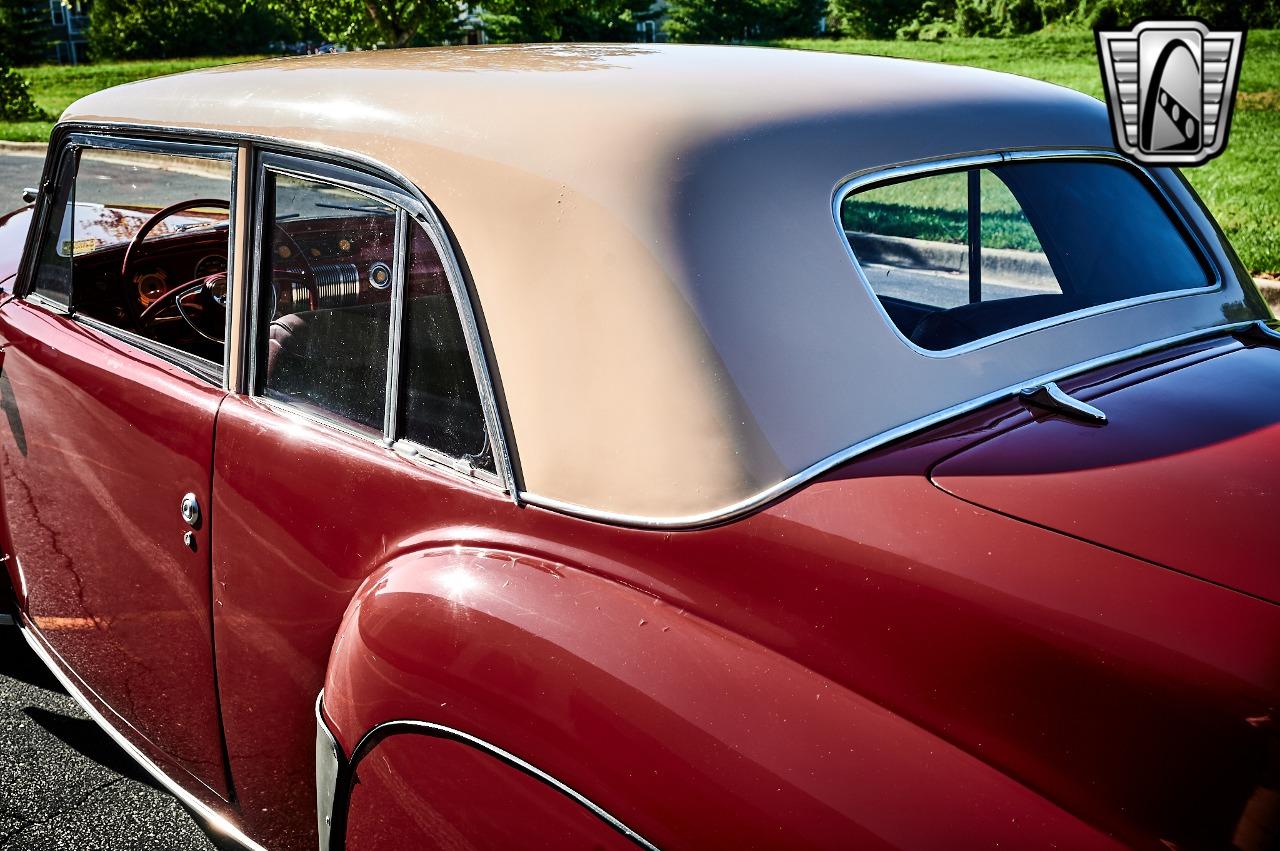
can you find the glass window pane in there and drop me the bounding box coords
[401,226,492,470]
[27,144,233,366]
[976,170,1057,301]
[842,170,970,311]
[29,153,75,306]
[841,159,1211,352]
[260,173,396,434]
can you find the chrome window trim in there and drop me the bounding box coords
[18,619,267,851]
[75,313,223,385]
[383,208,409,441]
[41,121,517,499]
[832,148,1224,359]
[519,320,1253,529]
[390,437,502,487]
[22,291,69,315]
[15,128,237,386]
[315,692,659,851]
[245,145,513,494]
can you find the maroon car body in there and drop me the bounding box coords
[0,45,1277,851]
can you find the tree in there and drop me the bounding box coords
[664,0,824,42]
[0,0,49,66]
[476,0,652,42]
[89,0,296,59]
[270,0,460,47]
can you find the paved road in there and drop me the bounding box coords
[0,151,221,851]
[0,152,42,215]
[0,630,218,850]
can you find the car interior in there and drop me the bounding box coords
[37,146,490,467]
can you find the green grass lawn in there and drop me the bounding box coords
[2,33,1277,272]
[0,56,265,144]
[772,28,1280,275]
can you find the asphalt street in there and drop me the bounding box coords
[0,150,219,850]
[0,151,42,214]
[0,630,218,850]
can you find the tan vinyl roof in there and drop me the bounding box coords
[62,45,1263,523]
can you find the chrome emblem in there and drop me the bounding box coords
[1096,20,1245,165]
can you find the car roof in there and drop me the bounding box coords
[60,45,1259,524]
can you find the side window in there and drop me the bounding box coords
[28,152,75,306]
[260,173,396,435]
[257,166,493,472]
[402,227,492,470]
[25,142,234,366]
[842,169,1060,314]
[841,159,1211,352]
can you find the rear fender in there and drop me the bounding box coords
[318,546,1119,850]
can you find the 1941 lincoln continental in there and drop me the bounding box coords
[0,43,1277,851]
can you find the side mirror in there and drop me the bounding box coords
[21,188,38,205]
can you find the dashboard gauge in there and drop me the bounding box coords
[135,269,168,306]
[368,262,392,290]
[194,254,228,279]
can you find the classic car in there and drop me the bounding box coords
[0,43,1277,851]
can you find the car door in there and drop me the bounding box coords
[206,152,506,848]
[0,134,239,798]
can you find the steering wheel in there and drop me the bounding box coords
[137,272,229,343]
[125,198,320,340]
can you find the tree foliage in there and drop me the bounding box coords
[842,0,1280,40]
[0,0,48,66]
[475,0,651,42]
[0,44,46,121]
[665,0,825,42]
[265,0,460,47]
[89,0,295,59]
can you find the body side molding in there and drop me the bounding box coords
[18,619,267,851]
[315,693,659,851]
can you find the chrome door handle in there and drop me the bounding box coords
[180,493,201,527]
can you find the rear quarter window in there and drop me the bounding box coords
[840,158,1214,353]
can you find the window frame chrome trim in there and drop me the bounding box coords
[246,145,512,493]
[832,148,1225,359]
[383,209,409,442]
[37,121,516,500]
[75,312,223,385]
[315,691,660,851]
[519,320,1254,529]
[19,618,268,851]
[14,128,238,387]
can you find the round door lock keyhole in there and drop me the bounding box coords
[180,493,201,527]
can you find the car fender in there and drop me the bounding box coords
[318,546,1120,851]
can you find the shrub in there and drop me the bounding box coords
[0,63,47,121]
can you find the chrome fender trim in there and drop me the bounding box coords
[315,692,659,851]
[17,620,267,851]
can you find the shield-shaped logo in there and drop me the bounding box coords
[1096,20,1245,165]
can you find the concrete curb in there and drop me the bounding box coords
[0,142,47,158]
[848,230,1280,311]
[1256,279,1280,310]
[846,230,1058,290]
